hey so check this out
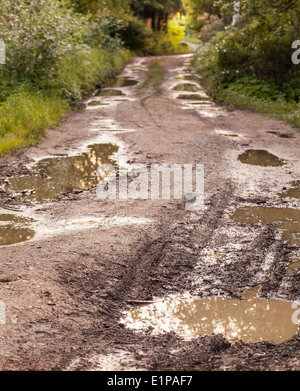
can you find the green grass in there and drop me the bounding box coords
[0,49,129,156]
[0,91,68,155]
[215,86,300,128]
[141,59,167,94]
[193,46,300,129]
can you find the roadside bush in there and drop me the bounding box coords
[0,1,129,155]
[0,0,87,80]
[118,16,154,54]
[54,47,128,105]
[85,14,124,51]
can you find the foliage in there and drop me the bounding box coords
[118,16,187,55]
[0,48,128,155]
[0,0,187,156]
[186,0,222,32]
[84,13,124,51]
[191,0,300,128]
[131,0,183,19]
[0,89,68,155]
[71,0,131,15]
[0,0,129,155]
[55,48,128,105]
[193,43,300,128]
[0,0,87,79]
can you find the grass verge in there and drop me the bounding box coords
[215,86,300,128]
[193,46,300,129]
[0,49,129,156]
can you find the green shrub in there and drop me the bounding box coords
[118,17,154,54]
[54,48,128,105]
[0,0,87,80]
[118,16,189,56]
[193,43,300,129]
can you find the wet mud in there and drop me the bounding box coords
[0,54,299,372]
[6,143,119,202]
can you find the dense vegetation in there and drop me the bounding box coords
[189,0,300,127]
[1,0,299,156]
[0,0,186,155]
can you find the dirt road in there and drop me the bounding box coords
[0,54,299,371]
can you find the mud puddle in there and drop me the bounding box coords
[0,214,35,246]
[176,75,201,84]
[112,77,139,87]
[87,101,109,107]
[267,131,296,139]
[230,206,300,246]
[96,89,125,97]
[286,260,300,276]
[238,149,285,167]
[6,143,119,202]
[121,289,298,344]
[0,213,152,246]
[278,181,300,199]
[172,83,200,92]
[177,94,210,101]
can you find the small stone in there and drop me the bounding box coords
[0,274,18,283]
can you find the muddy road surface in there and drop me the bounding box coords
[0,54,299,371]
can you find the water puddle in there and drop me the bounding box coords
[238,150,285,167]
[278,181,300,199]
[176,75,201,84]
[286,261,300,276]
[230,207,300,246]
[96,89,125,97]
[121,290,298,344]
[112,77,138,87]
[0,214,35,246]
[172,83,200,92]
[177,94,210,101]
[87,101,109,107]
[187,100,211,104]
[267,131,296,139]
[6,143,119,202]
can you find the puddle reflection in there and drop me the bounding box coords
[177,94,210,101]
[0,214,35,245]
[122,294,298,344]
[112,77,138,87]
[172,83,200,92]
[96,89,125,97]
[230,207,300,246]
[6,143,119,202]
[278,181,300,199]
[238,150,285,167]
